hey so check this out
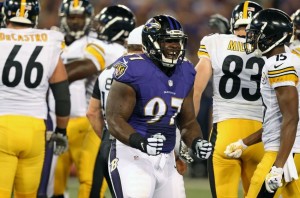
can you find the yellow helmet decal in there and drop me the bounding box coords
[20,0,27,17]
[243,1,249,19]
[73,0,79,8]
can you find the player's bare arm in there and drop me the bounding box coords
[193,57,212,116]
[106,80,136,144]
[177,88,203,147]
[274,86,299,168]
[86,97,105,138]
[66,59,99,83]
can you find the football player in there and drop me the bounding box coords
[193,1,265,197]
[106,14,212,198]
[226,8,300,198]
[0,0,70,197]
[290,9,300,56]
[47,1,110,198]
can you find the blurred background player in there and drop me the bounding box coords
[0,0,70,197]
[290,9,300,56]
[208,13,231,34]
[47,0,108,197]
[87,24,141,198]
[193,1,265,197]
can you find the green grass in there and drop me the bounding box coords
[67,176,242,198]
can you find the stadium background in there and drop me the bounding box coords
[38,0,300,197]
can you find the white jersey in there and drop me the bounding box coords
[85,41,126,106]
[289,39,300,56]
[261,52,300,152]
[198,33,264,123]
[49,36,108,117]
[0,28,64,119]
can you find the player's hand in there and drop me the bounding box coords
[50,128,68,155]
[192,138,212,160]
[224,139,248,158]
[265,166,283,193]
[179,140,194,163]
[142,133,166,156]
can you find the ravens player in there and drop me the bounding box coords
[106,14,212,198]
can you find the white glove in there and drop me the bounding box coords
[224,139,248,158]
[179,140,194,163]
[192,138,213,160]
[142,133,166,156]
[50,132,68,155]
[265,166,283,193]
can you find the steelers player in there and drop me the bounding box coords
[0,0,70,197]
[48,0,107,197]
[193,1,265,197]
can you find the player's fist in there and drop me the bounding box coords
[142,133,166,156]
[50,127,68,155]
[265,166,283,193]
[179,140,194,163]
[224,139,248,158]
[192,138,212,160]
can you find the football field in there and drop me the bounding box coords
[68,176,243,198]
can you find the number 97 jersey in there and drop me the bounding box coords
[198,33,264,123]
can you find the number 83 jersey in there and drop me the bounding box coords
[0,28,64,119]
[198,33,265,123]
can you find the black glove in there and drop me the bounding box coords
[129,133,166,156]
[192,137,213,160]
[50,127,68,155]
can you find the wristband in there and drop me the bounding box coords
[55,127,67,136]
[129,133,144,151]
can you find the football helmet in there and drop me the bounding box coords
[209,14,230,34]
[93,4,136,42]
[230,1,262,32]
[291,9,300,40]
[59,0,93,40]
[142,15,187,68]
[245,8,293,57]
[2,0,39,26]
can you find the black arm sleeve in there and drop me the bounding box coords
[50,80,71,117]
[92,78,101,100]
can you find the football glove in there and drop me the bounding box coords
[179,140,194,163]
[50,127,68,155]
[192,138,212,160]
[224,139,248,158]
[265,166,283,193]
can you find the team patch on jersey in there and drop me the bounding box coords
[113,62,128,79]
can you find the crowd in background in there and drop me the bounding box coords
[40,0,300,65]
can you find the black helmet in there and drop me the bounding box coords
[59,0,94,40]
[209,14,230,34]
[291,9,300,40]
[2,0,39,27]
[245,8,293,57]
[94,4,136,42]
[142,14,187,68]
[230,1,262,32]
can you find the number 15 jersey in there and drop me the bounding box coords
[0,28,64,119]
[198,33,265,123]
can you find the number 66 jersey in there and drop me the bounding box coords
[0,28,64,119]
[198,33,265,123]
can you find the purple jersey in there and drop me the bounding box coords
[113,53,195,153]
